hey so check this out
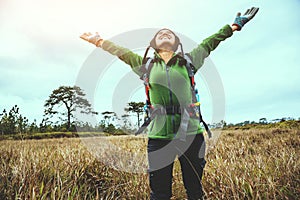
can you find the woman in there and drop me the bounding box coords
[80,7,259,200]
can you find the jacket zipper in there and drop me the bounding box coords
[165,63,176,134]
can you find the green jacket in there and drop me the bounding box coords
[102,25,233,139]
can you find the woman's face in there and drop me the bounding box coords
[154,29,176,51]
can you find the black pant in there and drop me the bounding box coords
[147,134,206,200]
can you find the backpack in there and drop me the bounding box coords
[135,53,212,138]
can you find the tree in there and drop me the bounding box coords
[0,105,28,134]
[124,102,145,127]
[121,114,133,130]
[101,111,117,126]
[28,119,39,133]
[220,120,227,127]
[259,118,267,124]
[44,86,97,130]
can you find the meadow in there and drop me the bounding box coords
[0,127,299,199]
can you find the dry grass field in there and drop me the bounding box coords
[0,128,299,199]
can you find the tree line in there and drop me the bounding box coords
[0,86,145,135]
[1,85,299,135]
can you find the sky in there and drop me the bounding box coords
[0,0,299,125]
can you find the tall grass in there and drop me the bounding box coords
[0,128,299,199]
[204,128,299,199]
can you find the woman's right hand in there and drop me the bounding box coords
[80,32,103,47]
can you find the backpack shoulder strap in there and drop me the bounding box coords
[140,57,154,80]
[183,53,196,92]
[145,57,153,70]
[135,57,154,135]
[183,54,212,138]
[183,53,195,77]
